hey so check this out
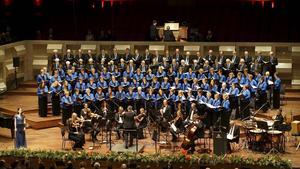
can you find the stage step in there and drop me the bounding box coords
[19,81,37,88]
[25,113,61,129]
[6,87,36,96]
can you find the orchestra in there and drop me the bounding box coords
[36,48,283,152]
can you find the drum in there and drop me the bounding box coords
[267,130,282,144]
[249,129,265,142]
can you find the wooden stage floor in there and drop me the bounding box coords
[1,92,300,168]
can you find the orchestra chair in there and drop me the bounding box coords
[291,121,300,150]
[59,122,74,150]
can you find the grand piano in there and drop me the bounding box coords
[0,113,14,139]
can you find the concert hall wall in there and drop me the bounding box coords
[0,0,299,42]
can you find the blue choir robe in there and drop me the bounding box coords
[218,75,226,84]
[219,87,229,94]
[111,71,121,78]
[89,72,99,81]
[37,74,48,84]
[151,81,160,90]
[213,99,221,111]
[168,93,177,102]
[182,82,190,91]
[258,81,267,93]
[87,82,97,91]
[196,94,207,103]
[72,93,84,105]
[84,93,95,103]
[191,84,200,91]
[185,72,196,81]
[115,91,126,101]
[211,85,218,93]
[156,71,166,79]
[242,89,251,101]
[130,81,140,89]
[72,72,78,80]
[201,83,210,91]
[197,74,207,80]
[64,84,72,92]
[134,91,146,100]
[123,71,133,79]
[146,73,155,81]
[207,72,218,80]
[226,77,238,85]
[58,69,65,79]
[222,99,230,112]
[100,72,110,81]
[78,72,89,81]
[109,81,119,89]
[61,96,73,109]
[228,87,240,97]
[141,81,149,90]
[50,86,62,96]
[255,73,262,82]
[161,82,171,90]
[134,73,144,82]
[37,86,49,97]
[207,97,214,105]
[95,92,105,102]
[75,82,86,92]
[121,81,130,88]
[65,74,75,83]
[97,80,108,89]
[50,75,62,83]
[172,82,182,90]
[176,73,185,80]
[175,95,187,103]
[249,79,258,93]
[146,93,156,101]
[274,78,281,90]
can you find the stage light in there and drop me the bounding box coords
[3,0,12,6]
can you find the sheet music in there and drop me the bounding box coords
[268,80,274,85]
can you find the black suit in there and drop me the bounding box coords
[161,105,173,122]
[244,55,252,67]
[123,110,136,148]
[123,54,132,62]
[205,55,216,66]
[164,30,175,41]
[149,25,159,41]
[231,55,240,68]
[133,54,142,67]
[143,53,153,65]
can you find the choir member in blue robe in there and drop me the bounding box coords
[226,72,237,85]
[175,90,187,112]
[205,91,214,127]
[146,68,155,82]
[145,88,157,113]
[186,68,196,84]
[62,80,72,93]
[78,68,89,82]
[72,88,83,116]
[240,85,251,119]
[84,88,95,110]
[37,81,48,117]
[217,69,227,85]
[37,69,48,85]
[219,82,229,94]
[50,81,62,116]
[94,87,105,111]
[176,67,185,82]
[248,74,258,96]
[156,89,167,110]
[141,77,149,91]
[126,87,135,108]
[210,80,219,94]
[151,77,160,92]
[130,79,140,91]
[50,70,62,84]
[86,77,97,93]
[182,78,190,91]
[100,67,111,81]
[89,68,99,82]
[65,70,76,88]
[257,76,268,111]
[172,77,182,90]
[109,75,119,91]
[228,83,240,117]
[207,68,218,81]
[61,91,73,125]
[201,78,210,91]
[167,67,176,84]
[123,66,134,80]
[75,77,86,94]
[97,76,108,91]
[156,66,166,82]
[134,87,146,112]
[212,93,221,126]
[115,86,126,108]
[161,77,171,93]
[273,73,281,109]
[134,68,144,82]
[197,68,207,81]
[220,93,231,131]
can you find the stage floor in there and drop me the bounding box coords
[1,89,300,168]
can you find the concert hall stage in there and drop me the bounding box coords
[1,82,300,168]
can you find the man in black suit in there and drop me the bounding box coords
[205,50,216,66]
[144,49,152,65]
[123,48,132,63]
[174,48,183,63]
[149,20,159,41]
[218,51,226,66]
[133,49,142,68]
[163,26,175,42]
[160,100,173,123]
[110,48,120,64]
[63,49,74,64]
[269,51,278,77]
[224,59,234,76]
[184,51,192,65]
[243,51,252,68]
[231,50,240,69]
[123,106,136,148]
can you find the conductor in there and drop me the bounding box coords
[123,106,137,149]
